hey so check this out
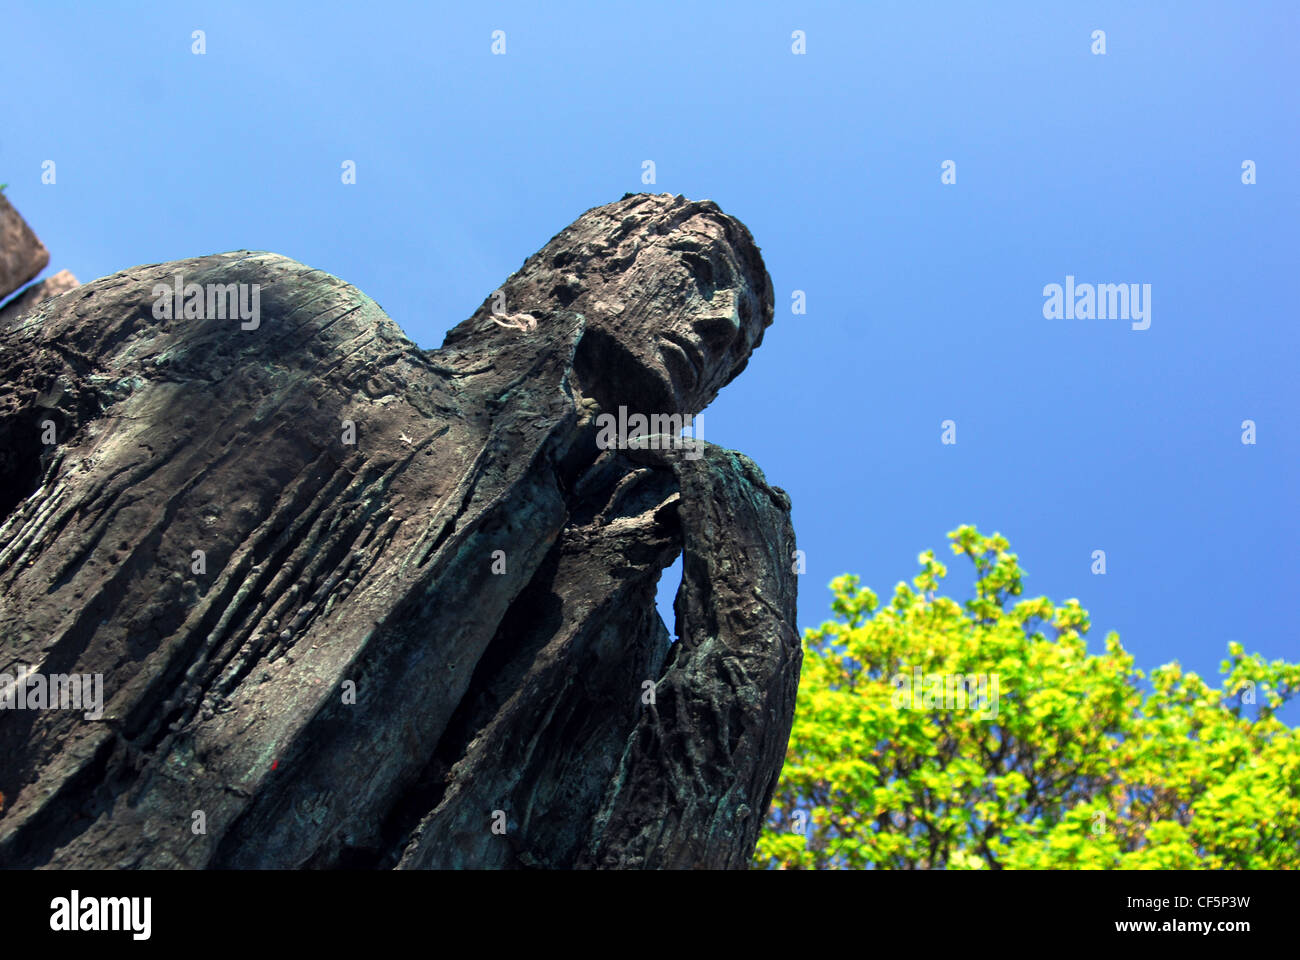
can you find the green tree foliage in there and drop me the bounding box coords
[756,526,1300,869]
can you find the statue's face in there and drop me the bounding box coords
[436,193,774,417]
[569,195,774,415]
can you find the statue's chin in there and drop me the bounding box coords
[574,326,682,416]
[657,336,702,404]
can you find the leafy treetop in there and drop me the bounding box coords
[756,525,1300,869]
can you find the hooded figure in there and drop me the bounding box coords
[0,194,799,869]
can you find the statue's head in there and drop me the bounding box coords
[440,194,774,417]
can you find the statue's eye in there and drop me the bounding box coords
[680,251,714,297]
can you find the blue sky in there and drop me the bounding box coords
[4,1,1296,718]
